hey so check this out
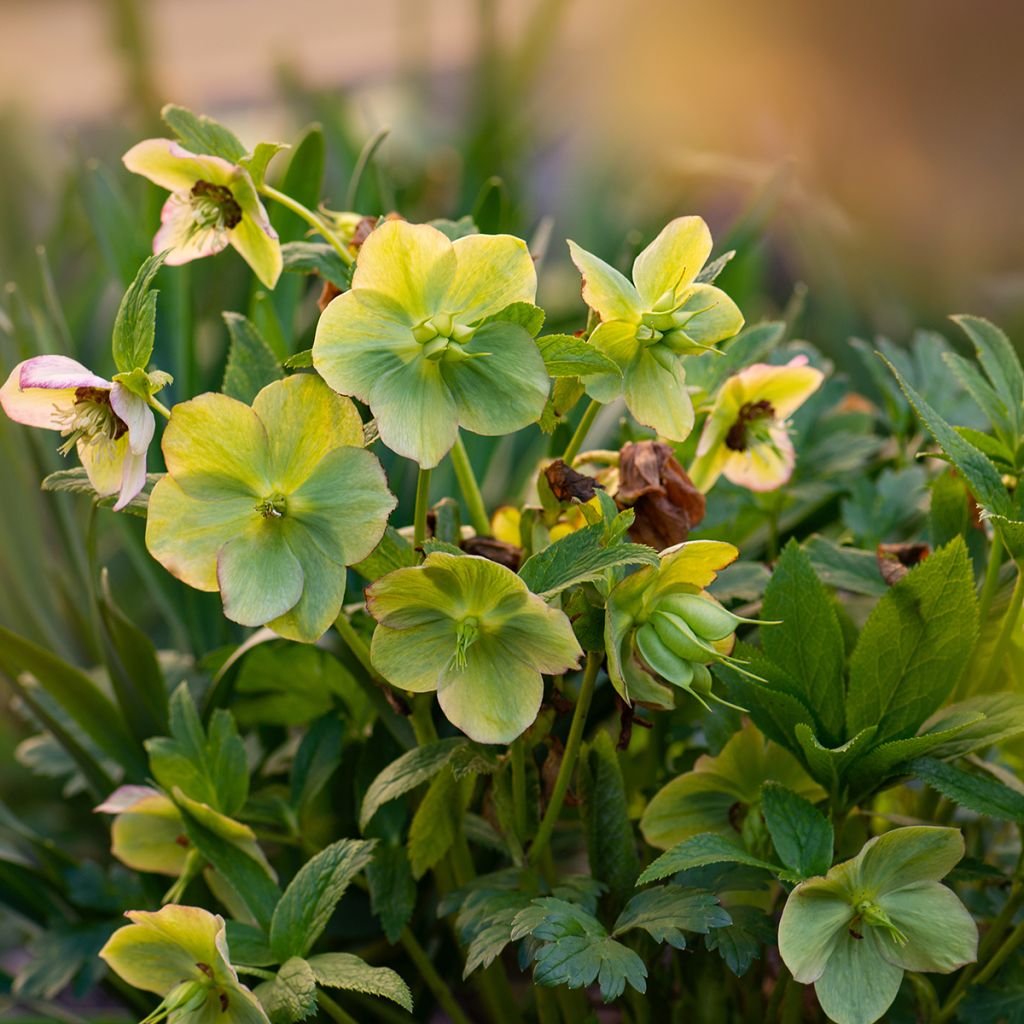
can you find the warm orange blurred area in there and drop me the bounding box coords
[0,0,1021,331]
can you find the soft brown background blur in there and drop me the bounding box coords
[1,0,1022,333]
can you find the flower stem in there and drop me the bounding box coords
[510,736,529,844]
[414,467,432,550]
[148,396,171,420]
[561,399,601,465]
[978,531,1006,623]
[399,927,474,1024]
[528,652,600,867]
[450,434,491,536]
[318,992,361,1024]
[259,183,355,267]
[977,567,1024,692]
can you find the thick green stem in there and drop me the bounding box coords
[978,532,1006,623]
[318,991,361,1024]
[148,396,171,419]
[535,986,561,1024]
[451,434,492,536]
[259,184,355,267]
[561,399,601,465]
[414,467,432,550]
[510,736,529,843]
[528,653,600,867]
[399,928,473,1024]
[977,568,1024,692]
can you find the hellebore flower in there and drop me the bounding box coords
[779,826,977,1024]
[367,552,583,743]
[123,139,282,289]
[568,217,744,440]
[0,355,154,510]
[313,220,551,468]
[689,355,824,492]
[146,374,395,643]
[604,539,763,709]
[100,904,270,1024]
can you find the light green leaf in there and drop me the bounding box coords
[40,466,158,516]
[222,312,284,404]
[638,833,789,885]
[613,886,730,948]
[351,527,418,583]
[480,301,545,336]
[112,251,166,373]
[760,782,833,878]
[306,953,413,1012]
[536,334,621,377]
[256,957,318,1024]
[280,241,352,291]
[911,757,1024,823]
[803,535,887,597]
[161,103,246,162]
[923,693,1024,759]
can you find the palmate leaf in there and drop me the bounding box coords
[760,782,833,878]
[704,904,775,977]
[612,886,730,949]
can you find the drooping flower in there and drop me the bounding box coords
[146,374,395,643]
[123,139,282,289]
[0,355,154,510]
[100,904,270,1024]
[367,552,582,743]
[568,217,744,441]
[779,826,977,1024]
[689,355,824,492]
[313,220,551,468]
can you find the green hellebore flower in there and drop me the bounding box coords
[146,375,396,643]
[100,904,270,1024]
[568,216,744,440]
[312,220,551,468]
[367,553,583,744]
[123,139,283,289]
[778,826,978,1024]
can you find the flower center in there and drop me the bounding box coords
[725,400,776,452]
[413,313,479,362]
[853,900,908,945]
[55,387,127,456]
[255,493,287,519]
[190,180,242,231]
[452,616,479,670]
[139,978,209,1024]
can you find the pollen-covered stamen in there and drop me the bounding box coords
[55,387,127,456]
[255,493,287,519]
[724,399,776,452]
[190,180,242,231]
[452,616,479,670]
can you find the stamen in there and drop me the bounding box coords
[725,400,776,452]
[452,617,479,670]
[255,494,287,519]
[190,181,242,229]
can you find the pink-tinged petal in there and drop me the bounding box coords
[122,138,236,192]
[78,435,128,498]
[733,357,825,420]
[114,448,148,511]
[95,784,164,814]
[722,428,796,492]
[18,355,109,391]
[154,194,230,266]
[109,384,155,455]
[1,362,77,429]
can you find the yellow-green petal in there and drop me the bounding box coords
[855,826,964,894]
[446,233,537,323]
[632,216,713,310]
[567,240,641,323]
[812,929,904,1024]
[122,138,236,191]
[100,787,189,876]
[583,320,639,403]
[228,170,282,289]
[370,621,455,693]
[623,348,694,441]
[778,884,853,984]
[876,883,977,973]
[489,595,582,675]
[651,540,739,598]
[217,521,304,627]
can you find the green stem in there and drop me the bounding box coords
[561,399,601,465]
[148,396,171,419]
[318,991,361,1024]
[936,917,1024,1021]
[764,966,790,1024]
[510,736,529,843]
[535,986,560,1024]
[978,532,1006,623]
[414,467,432,550]
[451,434,491,536]
[259,183,355,267]
[528,653,600,867]
[399,928,473,1024]
[977,568,1024,692]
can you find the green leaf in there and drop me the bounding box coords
[704,904,775,977]
[40,467,159,516]
[579,731,640,906]
[911,757,1024,823]
[222,312,284,403]
[536,334,620,377]
[111,251,166,373]
[359,738,466,831]
[225,921,275,967]
[803,535,887,597]
[407,769,469,879]
[290,715,344,815]
[923,693,1024,759]
[0,625,144,778]
[306,953,413,1012]
[686,321,784,394]
[352,527,418,583]
[846,538,978,743]
[793,723,878,792]
[161,103,246,162]
[283,348,313,369]
[256,956,318,1024]
[280,241,352,291]
[518,524,659,597]
[366,845,416,944]
[241,141,289,189]
[959,963,1024,1023]
[695,250,735,284]
[761,540,846,745]
[429,215,478,240]
[612,886,730,948]
[481,301,545,336]
[638,833,788,885]
[953,314,1024,439]
[270,839,377,961]
[760,782,833,878]
[449,743,502,780]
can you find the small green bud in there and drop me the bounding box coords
[642,310,677,332]
[451,323,475,345]
[656,592,738,642]
[422,337,450,361]
[650,288,678,313]
[412,321,439,343]
[432,311,453,337]
[635,323,663,344]
[635,623,693,687]
[651,610,716,663]
[690,662,713,695]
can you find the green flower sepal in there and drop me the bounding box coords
[366,552,583,743]
[100,904,270,1023]
[778,826,978,1024]
[146,375,396,643]
[569,216,744,440]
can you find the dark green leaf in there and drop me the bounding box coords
[535,334,620,377]
[291,714,344,814]
[408,769,469,879]
[704,905,774,977]
[111,251,166,373]
[911,757,1024,823]
[954,315,1024,439]
[760,782,833,878]
[222,312,284,403]
[40,467,159,516]
[352,527,418,583]
[161,103,246,162]
[638,833,788,885]
[613,886,730,948]
[280,241,352,290]
[803,535,887,597]
[226,922,276,967]
[366,845,416,944]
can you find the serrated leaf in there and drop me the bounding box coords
[366,845,416,944]
[359,738,466,831]
[283,348,313,369]
[40,467,159,516]
[222,312,284,403]
[793,723,877,792]
[922,693,1024,759]
[480,301,545,336]
[306,952,413,1012]
[290,714,344,814]
[270,839,377,960]
[638,833,788,885]
[518,524,659,597]
[280,241,352,291]
[803,535,887,597]
[846,538,978,743]
[449,743,501,780]
[256,957,318,1024]
[111,251,166,373]
[704,904,774,977]
[429,215,478,240]
[162,103,246,162]
[613,886,730,948]
[911,756,1024,823]
[695,250,735,284]
[456,888,537,977]
[760,782,832,878]
[536,334,620,377]
[954,314,1024,440]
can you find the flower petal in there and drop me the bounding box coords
[624,349,695,441]
[113,447,148,511]
[78,435,129,497]
[251,374,364,492]
[855,826,965,893]
[734,357,824,419]
[446,233,537,323]
[229,170,282,289]
[721,429,795,492]
[489,594,582,675]
[632,216,712,310]
[146,475,257,591]
[154,193,230,265]
[109,384,155,455]
[876,882,977,973]
[651,540,740,598]
[687,441,732,493]
[813,928,905,1024]
[586,320,641,376]
[0,363,77,429]
[673,283,744,347]
[442,322,549,437]
[18,355,110,391]
[217,522,304,628]
[370,620,455,693]
[351,220,455,321]
[567,240,641,323]
[778,882,854,984]
[122,138,236,191]
[107,791,189,876]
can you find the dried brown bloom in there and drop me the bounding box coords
[617,441,706,549]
